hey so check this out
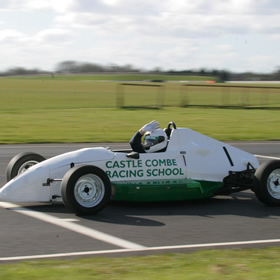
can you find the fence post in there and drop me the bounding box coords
[221,85,230,106]
[116,83,124,108]
[180,84,189,107]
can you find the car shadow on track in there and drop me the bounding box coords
[76,191,280,225]
[25,191,280,226]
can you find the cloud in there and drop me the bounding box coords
[36,28,75,43]
[0,29,26,45]
[2,0,280,37]
[0,0,280,72]
[0,0,75,12]
[51,0,280,39]
[216,44,235,52]
[0,27,74,46]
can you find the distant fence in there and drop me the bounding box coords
[116,82,280,109]
[116,83,165,109]
[180,84,280,109]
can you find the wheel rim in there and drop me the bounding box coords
[267,169,280,199]
[74,174,105,208]
[18,160,40,175]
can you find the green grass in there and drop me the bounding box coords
[0,77,280,143]
[1,107,280,143]
[1,247,280,279]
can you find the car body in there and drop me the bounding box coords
[0,122,280,215]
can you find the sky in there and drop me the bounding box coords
[0,0,280,73]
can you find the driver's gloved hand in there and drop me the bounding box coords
[140,120,160,134]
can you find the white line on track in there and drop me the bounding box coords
[1,239,280,262]
[0,202,145,250]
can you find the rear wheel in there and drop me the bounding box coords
[61,165,111,215]
[254,160,280,206]
[6,152,46,181]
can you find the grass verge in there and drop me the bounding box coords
[0,107,279,143]
[1,247,280,279]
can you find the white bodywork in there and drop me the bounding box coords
[0,127,259,203]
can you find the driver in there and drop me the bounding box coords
[130,120,168,153]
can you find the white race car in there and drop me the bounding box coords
[0,122,279,215]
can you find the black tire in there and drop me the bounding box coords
[6,152,46,182]
[61,165,111,215]
[254,160,280,206]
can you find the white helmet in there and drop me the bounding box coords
[143,129,167,153]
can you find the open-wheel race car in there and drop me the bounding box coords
[0,122,280,215]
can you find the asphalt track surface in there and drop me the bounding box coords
[1,141,280,262]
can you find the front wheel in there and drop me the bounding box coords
[254,160,280,206]
[61,165,111,215]
[6,152,46,181]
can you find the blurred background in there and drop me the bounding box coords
[0,0,280,143]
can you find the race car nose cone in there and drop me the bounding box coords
[0,165,51,203]
[0,181,17,202]
[0,187,4,199]
[0,174,37,202]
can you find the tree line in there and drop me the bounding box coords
[1,60,280,82]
